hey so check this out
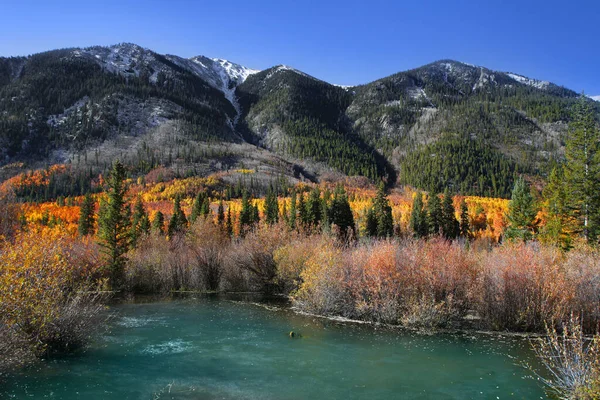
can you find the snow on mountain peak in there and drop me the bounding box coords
[588,95,600,102]
[211,58,260,85]
[507,73,550,90]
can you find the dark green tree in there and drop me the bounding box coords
[328,185,355,238]
[564,96,600,242]
[152,211,165,235]
[541,166,571,249]
[505,177,538,242]
[167,194,188,237]
[441,189,459,240]
[97,160,130,289]
[306,188,323,228]
[409,191,428,238]
[264,188,279,225]
[288,190,297,230]
[459,199,470,239]
[427,193,442,236]
[217,200,225,226]
[365,182,393,237]
[77,192,95,236]
[225,207,233,237]
[130,196,150,247]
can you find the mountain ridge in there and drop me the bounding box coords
[1,43,598,198]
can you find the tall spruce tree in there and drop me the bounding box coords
[541,166,572,249]
[130,196,150,247]
[264,188,279,225]
[97,160,130,289]
[328,185,355,238]
[459,199,470,239]
[505,177,538,242]
[366,182,393,237]
[217,200,225,226]
[306,188,323,228]
[288,190,297,230]
[78,192,95,236]
[441,189,459,240]
[152,211,165,235]
[225,207,233,237]
[167,194,188,237]
[409,191,428,238]
[427,193,442,236]
[564,96,600,242]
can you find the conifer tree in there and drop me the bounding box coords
[297,192,308,226]
[190,191,206,223]
[225,207,233,237]
[130,196,150,247]
[217,200,225,226]
[306,188,322,228]
[427,193,442,235]
[505,177,538,242]
[459,199,470,239]
[328,185,355,238]
[441,189,459,240]
[78,192,95,236]
[152,211,165,235]
[365,207,378,237]
[564,96,600,242]
[541,166,571,248]
[167,194,188,237]
[239,190,254,235]
[288,190,297,230]
[97,160,130,289]
[264,188,279,225]
[409,191,428,238]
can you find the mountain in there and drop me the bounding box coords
[589,95,600,102]
[1,44,598,198]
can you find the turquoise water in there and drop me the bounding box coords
[1,296,547,399]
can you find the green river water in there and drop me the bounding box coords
[0,296,548,399]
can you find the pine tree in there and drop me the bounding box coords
[306,188,322,228]
[217,200,225,226]
[505,177,538,242]
[167,194,188,237]
[427,193,442,236]
[190,191,207,223]
[264,188,279,225]
[297,192,308,226]
[225,207,233,237]
[441,189,459,240]
[152,211,165,235]
[409,191,428,238]
[97,160,130,289]
[239,190,254,236]
[564,96,600,242]
[288,190,297,230]
[78,192,95,236]
[365,207,378,237]
[459,199,470,239]
[328,185,355,238]
[130,196,150,247]
[541,166,571,248]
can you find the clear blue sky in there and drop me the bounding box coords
[1,0,599,94]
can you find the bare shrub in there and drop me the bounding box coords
[0,323,35,372]
[530,316,600,399]
[186,219,229,291]
[41,291,109,353]
[400,294,460,332]
[478,243,571,331]
[225,222,297,293]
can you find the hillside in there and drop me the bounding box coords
[1,44,598,198]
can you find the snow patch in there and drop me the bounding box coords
[507,73,550,90]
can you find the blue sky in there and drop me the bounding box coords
[1,0,599,94]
